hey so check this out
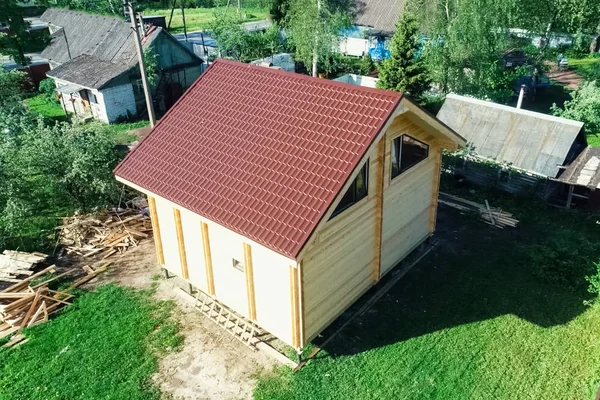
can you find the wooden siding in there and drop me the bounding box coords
[301,146,381,341]
[131,190,297,347]
[147,197,165,265]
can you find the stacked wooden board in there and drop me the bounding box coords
[0,250,48,283]
[0,264,108,347]
[438,192,519,228]
[59,209,152,259]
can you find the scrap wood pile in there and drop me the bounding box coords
[0,250,48,283]
[438,192,519,228]
[59,208,152,259]
[0,263,109,348]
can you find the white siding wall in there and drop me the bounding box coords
[97,83,137,123]
[150,194,296,346]
[339,37,369,57]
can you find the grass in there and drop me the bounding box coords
[255,184,600,400]
[0,284,182,400]
[25,95,68,123]
[141,6,270,33]
[108,121,150,145]
[569,56,600,79]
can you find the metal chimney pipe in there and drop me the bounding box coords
[516,84,526,109]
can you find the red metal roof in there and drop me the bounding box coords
[115,59,402,258]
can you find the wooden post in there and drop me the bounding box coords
[244,243,256,321]
[429,147,443,232]
[147,197,165,265]
[566,184,574,209]
[372,139,385,283]
[201,222,215,295]
[173,208,189,280]
[289,265,301,349]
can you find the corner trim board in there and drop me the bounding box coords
[148,197,165,265]
[173,208,189,279]
[201,222,215,295]
[244,243,257,321]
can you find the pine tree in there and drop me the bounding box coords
[376,13,429,98]
[360,53,376,75]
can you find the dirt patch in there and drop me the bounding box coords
[546,61,582,90]
[85,240,276,400]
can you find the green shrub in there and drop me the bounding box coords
[38,78,57,100]
[586,260,600,299]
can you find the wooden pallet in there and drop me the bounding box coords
[194,291,261,349]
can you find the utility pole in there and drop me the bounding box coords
[124,0,156,127]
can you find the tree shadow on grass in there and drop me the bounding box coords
[317,206,589,357]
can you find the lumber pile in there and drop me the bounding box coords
[0,250,48,283]
[438,192,519,228]
[0,264,108,348]
[59,209,152,259]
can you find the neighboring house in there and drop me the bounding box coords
[40,8,204,123]
[114,60,465,351]
[1,53,50,88]
[333,73,379,88]
[339,0,405,59]
[250,53,295,72]
[437,94,587,201]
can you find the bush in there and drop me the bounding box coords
[552,81,600,133]
[586,261,600,299]
[359,53,376,75]
[38,78,57,100]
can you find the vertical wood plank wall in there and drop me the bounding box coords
[152,196,296,346]
[300,114,440,342]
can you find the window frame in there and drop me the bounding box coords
[330,160,369,219]
[391,134,429,180]
[232,258,244,272]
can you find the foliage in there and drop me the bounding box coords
[586,260,600,300]
[0,284,182,400]
[38,78,58,101]
[552,81,600,134]
[0,69,31,108]
[359,53,375,76]
[270,0,289,22]
[48,0,125,15]
[0,105,124,251]
[376,13,429,98]
[254,193,600,399]
[284,0,352,76]
[411,0,524,103]
[0,0,39,66]
[210,10,283,62]
[143,48,160,87]
[323,53,360,77]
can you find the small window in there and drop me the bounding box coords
[391,135,429,179]
[330,161,369,218]
[232,258,244,272]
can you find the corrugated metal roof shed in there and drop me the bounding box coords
[115,59,402,258]
[355,0,405,33]
[556,146,600,188]
[437,94,584,178]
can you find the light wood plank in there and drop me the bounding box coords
[372,138,385,283]
[243,243,256,321]
[201,222,215,295]
[173,208,189,280]
[289,265,298,348]
[148,197,165,265]
[429,147,443,232]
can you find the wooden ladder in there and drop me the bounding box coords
[195,291,260,349]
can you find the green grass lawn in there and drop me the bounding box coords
[255,187,600,400]
[141,6,270,33]
[25,95,68,123]
[0,284,181,400]
[108,120,150,145]
[569,56,600,79]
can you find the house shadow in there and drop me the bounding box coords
[316,205,589,357]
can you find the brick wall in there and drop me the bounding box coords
[97,83,137,123]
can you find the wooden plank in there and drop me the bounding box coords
[173,208,189,280]
[244,243,257,321]
[148,197,165,265]
[201,222,215,296]
[429,147,443,232]
[289,265,301,349]
[372,138,385,283]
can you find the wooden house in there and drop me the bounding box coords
[114,60,465,351]
[40,8,204,123]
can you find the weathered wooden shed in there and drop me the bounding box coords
[114,60,465,350]
[437,94,586,196]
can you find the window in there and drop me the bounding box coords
[330,161,369,218]
[391,135,429,179]
[232,258,244,272]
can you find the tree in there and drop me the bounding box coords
[552,81,600,134]
[376,13,429,98]
[284,0,352,76]
[0,69,31,108]
[0,0,36,66]
[359,53,375,75]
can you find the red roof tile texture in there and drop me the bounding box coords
[114,59,402,258]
